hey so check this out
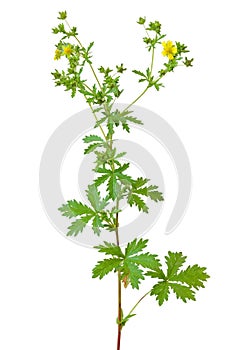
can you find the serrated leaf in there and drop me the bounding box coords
[92,214,104,235]
[116,163,130,173]
[115,152,127,159]
[166,251,187,279]
[128,253,161,270]
[95,116,107,128]
[132,69,146,77]
[92,258,122,279]
[126,116,143,125]
[122,261,144,289]
[172,265,210,290]
[148,190,164,202]
[94,174,110,186]
[87,184,109,211]
[67,216,92,236]
[94,242,124,258]
[58,200,94,218]
[95,167,111,174]
[84,142,102,154]
[146,269,166,279]
[83,134,104,143]
[107,174,118,200]
[128,193,149,213]
[150,281,170,306]
[170,283,196,302]
[125,238,148,257]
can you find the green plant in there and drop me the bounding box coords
[52,11,209,350]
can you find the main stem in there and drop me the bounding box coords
[115,201,122,350]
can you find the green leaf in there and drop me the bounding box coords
[94,174,110,186]
[132,177,149,188]
[148,252,210,305]
[126,116,143,125]
[67,216,92,236]
[107,174,118,200]
[132,69,146,78]
[128,193,149,213]
[145,269,166,279]
[150,281,170,306]
[125,238,148,257]
[121,261,144,289]
[115,152,127,159]
[94,242,124,258]
[118,313,136,327]
[92,258,122,279]
[92,214,104,235]
[83,134,104,143]
[166,251,187,279]
[59,200,94,218]
[171,265,210,290]
[87,184,109,211]
[134,184,164,202]
[128,253,161,270]
[170,283,196,302]
[84,142,102,154]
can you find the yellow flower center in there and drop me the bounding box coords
[63,45,72,57]
[162,41,177,60]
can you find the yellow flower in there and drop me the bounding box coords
[162,41,177,60]
[54,49,61,60]
[63,44,72,57]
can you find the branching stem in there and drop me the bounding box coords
[122,44,155,113]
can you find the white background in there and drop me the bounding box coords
[1,0,231,349]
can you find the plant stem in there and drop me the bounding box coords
[122,44,155,113]
[65,19,103,91]
[127,290,151,317]
[115,199,122,350]
[122,86,149,113]
[84,98,107,140]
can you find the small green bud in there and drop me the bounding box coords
[183,57,194,67]
[143,37,151,45]
[58,11,67,20]
[147,21,161,34]
[116,64,127,74]
[52,27,59,34]
[159,69,167,77]
[137,17,146,25]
